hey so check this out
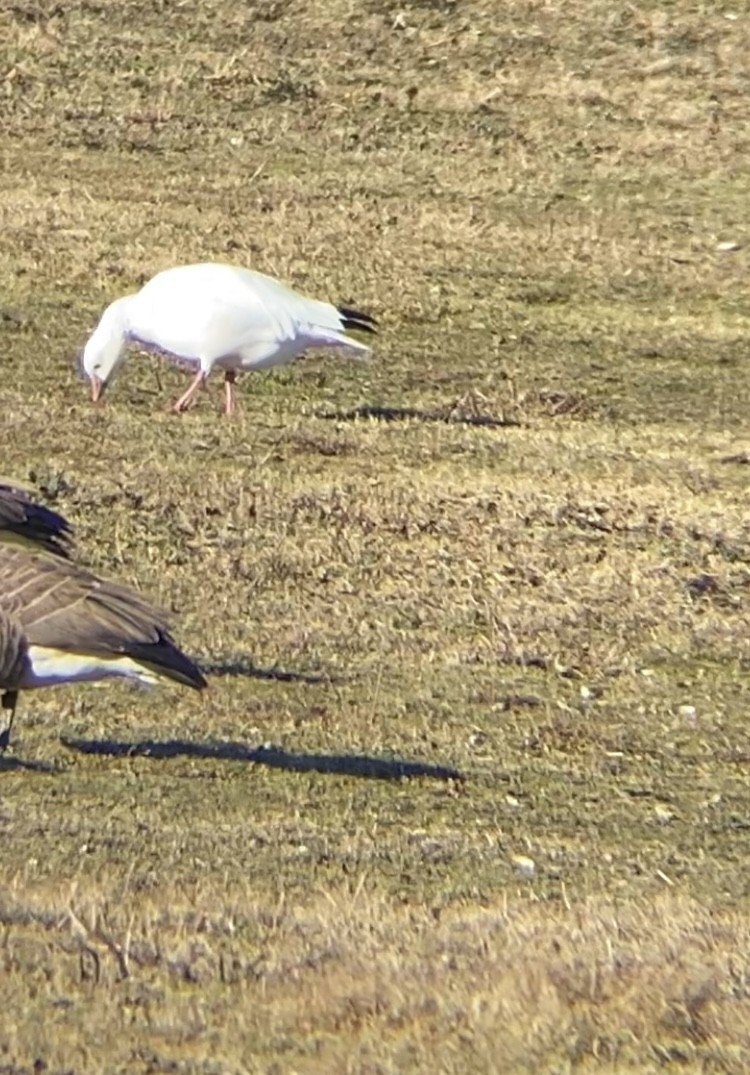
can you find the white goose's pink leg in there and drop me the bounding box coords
[224,371,237,417]
[171,369,206,413]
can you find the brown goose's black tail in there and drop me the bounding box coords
[125,631,208,692]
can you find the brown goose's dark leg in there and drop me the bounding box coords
[0,690,18,752]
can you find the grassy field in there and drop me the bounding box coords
[1,0,749,1070]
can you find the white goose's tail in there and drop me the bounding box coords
[249,269,379,358]
[325,304,378,358]
[298,298,378,358]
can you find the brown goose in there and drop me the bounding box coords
[0,495,206,751]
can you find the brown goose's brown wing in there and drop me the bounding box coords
[0,547,206,690]
[0,608,28,692]
[0,483,72,559]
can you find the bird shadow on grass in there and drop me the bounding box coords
[316,404,521,429]
[198,656,344,685]
[0,754,59,774]
[61,737,463,782]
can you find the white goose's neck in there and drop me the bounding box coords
[83,294,135,383]
[101,294,133,339]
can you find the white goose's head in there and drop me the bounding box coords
[81,296,133,403]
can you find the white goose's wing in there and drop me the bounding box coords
[235,268,377,353]
[129,263,377,363]
[128,263,280,362]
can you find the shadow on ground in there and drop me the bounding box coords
[199,656,343,685]
[0,755,58,774]
[317,404,520,429]
[61,737,464,782]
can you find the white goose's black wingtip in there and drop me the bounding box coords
[338,306,378,335]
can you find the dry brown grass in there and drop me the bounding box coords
[3,884,750,1073]
[1,0,749,1070]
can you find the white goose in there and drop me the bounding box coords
[80,262,378,416]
